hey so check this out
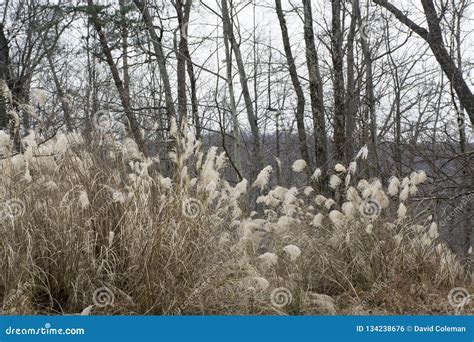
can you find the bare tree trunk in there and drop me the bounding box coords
[394,76,402,174]
[331,0,346,163]
[345,0,358,161]
[302,0,329,179]
[221,9,242,177]
[173,0,189,125]
[0,23,11,131]
[357,1,378,177]
[133,0,176,121]
[173,0,201,138]
[46,50,73,132]
[221,0,263,172]
[120,0,130,101]
[276,110,282,185]
[87,0,146,154]
[451,0,472,263]
[275,0,311,178]
[453,5,466,153]
[182,31,201,138]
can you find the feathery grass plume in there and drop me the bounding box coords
[365,224,373,234]
[428,222,439,239]
[346,187,361,203]
[397,203,407,220]
[283,244,301,261]
[22,166,32,183]
[292,159,307,172]
[414,170,427,185]
[108,231,115,248]
[249,277,270,291]
[348,161,357,174]
[158,176,172,189]
[312,213,324,227]
[357,179,369,190]
[399,185,410,201]
[324,198,336,210]
[315,195,327,206]
[123,138,143,161]
[253,165,273,190]
[0,130,10,148]
[78,190,90,209]
[356,145,369,160]
[401,176,410,187]
[232,179,248,199]
[215,151,227,171]
[257,252,278,270]
[344,174,351,187]
[387,176,400,196]
[275,156,282,169]
[199,146,220,195]
[311,168,322,181]
[11,154,26,171]
[334,163,346,173]
[341,202,354,216]
[329,175,341,189]
[329,210,344,227]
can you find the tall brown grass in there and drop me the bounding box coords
[0,125,471,315]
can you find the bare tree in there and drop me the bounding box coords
[302,0,329,178]
[0,23,11,131]
[221,0,263,173]
[87,0,146,153]
[372,0,474,125]
[331,0,346,162]
[133,0,176,121]
[275,0,311,178]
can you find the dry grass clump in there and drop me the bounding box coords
[0,124,471,315]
